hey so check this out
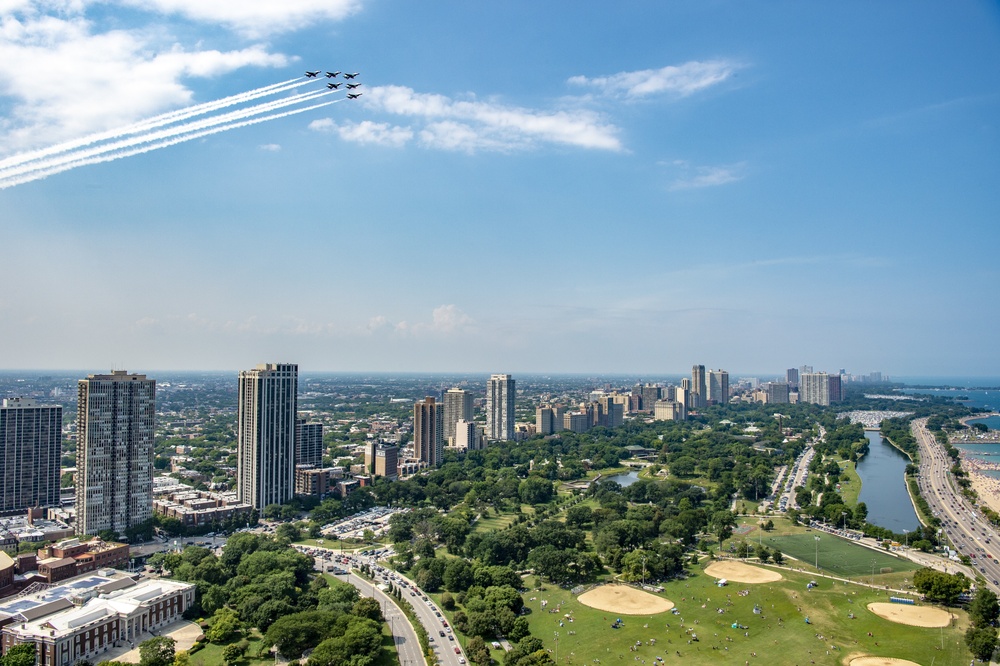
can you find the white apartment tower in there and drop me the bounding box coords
[1,398,62,513]
[76,371,155,537]
[443,388,474,445]
[800,372,831,406]
[238,363,298,510]
[486,374,515,441]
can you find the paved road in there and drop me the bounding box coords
[351,556,467,666]
[332,566,426,666]
[913,417,1000,592]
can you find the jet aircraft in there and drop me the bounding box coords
[347,93,362,99]
[326,71,341,78]
[305,71,320,78]
[343,72,360,79]
[345,83,361,89]
[327,82,342,89]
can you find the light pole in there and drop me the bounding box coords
[554,631,559,666]
[814,536,820,570]
[842,511,847,532]
[871,559,877,586]
[641,556,647,590]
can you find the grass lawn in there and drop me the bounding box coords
[764,533,920,579]
[834,460,862,507]
[520,563,971,666]
[188,632,270,666]
[475,512,518,533]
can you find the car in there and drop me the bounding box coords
[449,635,455,641]
[440,631,446,637]
[460,660,466,664]
[454,647,461,655]
[435,611,442,617]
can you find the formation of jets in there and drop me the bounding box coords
[307,70,362,99]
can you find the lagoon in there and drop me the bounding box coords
[855,430,920,533]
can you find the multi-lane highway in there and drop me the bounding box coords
[913,417,1000,591]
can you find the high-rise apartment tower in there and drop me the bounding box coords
[413,397,444,467]
[76,371,155,536]
[443,388,474,445]
[486,374,515,441]
[238,363,298,510]
[691,365,707,409]
[1,398,62,514]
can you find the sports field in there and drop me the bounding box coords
[518,562,970,666]
[763,533,920,578]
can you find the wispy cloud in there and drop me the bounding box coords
[0,9,290,153]
[309,118,413,147]
[114,0,362,37]
[668,160,746,190]
[341,85,623,153]
[569,60,740,99]
[258,143,281,152]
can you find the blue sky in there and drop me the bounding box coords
[1,1,998,376]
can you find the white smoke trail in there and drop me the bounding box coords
[0,88,333,182]
[0,100,343,190]
[0,78,316,171]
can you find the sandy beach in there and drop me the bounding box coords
[964,460,1000,515]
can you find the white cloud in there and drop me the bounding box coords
[569,60,739,99]
[258,143,281,151]
[668,162,746,190]
[362,85,622,153]
[310,118,413,147]
[429,304,472,333]
[0,11,289,152]
[114,0,362,37]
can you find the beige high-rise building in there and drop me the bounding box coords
[653,400,685,421]
[443,388,474,445]
[76,371,155,537]
[413,397,444,467]
[454,419,480,451]
[536,406,557,435]
[238,363,298,511]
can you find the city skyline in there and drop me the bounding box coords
[0,2,997,376]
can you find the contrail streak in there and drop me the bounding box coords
[0,88,333,181]
[0,77,315,172]
[0,100,342,190]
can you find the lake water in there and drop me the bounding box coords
[603,471,640,487]
[855,430,920,533]
[897,387,998,413]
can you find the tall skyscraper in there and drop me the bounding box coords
[238,363,298,511]
[443,388,474,445]
[691,365,707,409]
[1,398,62,514]
[828,374,843,403]
[786,368,799,389]
[413,397,444,467]
[486,374,515,441]
[536,406,557,436]
[800,372,831,406]
[76,371,155,537]
[295,418,324,468]
[708,370,729,405]
[641,385,661,411]
[764,382,790,404]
